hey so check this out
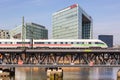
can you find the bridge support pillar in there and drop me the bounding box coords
[47,67,63,79]
[117,69,120,80]
[0,67,15,80]
[10,67,15,80]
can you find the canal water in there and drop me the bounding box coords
[15,67,119,80]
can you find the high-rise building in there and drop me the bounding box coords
[10,22,48,39]
[0,29,10,39]
[98,35,113,47]
[52,4,93,39]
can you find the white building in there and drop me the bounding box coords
[0,29,10,39]
[52,4,93,39]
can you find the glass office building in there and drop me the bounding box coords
[52,4,93,39]
[10,22,48,39]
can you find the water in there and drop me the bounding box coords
[15,67,119,80]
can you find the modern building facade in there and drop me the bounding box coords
[52,4,93,39]
[10,22,48,39]
[0,29,10,39]
[98,35,113,47]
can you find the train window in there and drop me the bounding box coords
[34,42,44,44]
[34,42,37,44]
[60,42,63,44]
[77,42,79,44]
[54,42,57,44]
[72,42,75,44]
[17,42,21,44]
[48,42,51,44]
[95,42,103,44]
[24,42,29,44]
[71,42,73,44]
[17,42,30,44]
[41,42,44,44]
[95,42,98,44]
[95,42,99,44]
[0,42,1,44]
[65,42,68,44]
[40,42,44,44]
[88,42,92,44]
[81,42,84,44]
[26,42,30,44]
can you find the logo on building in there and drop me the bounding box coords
[70,4,77,9]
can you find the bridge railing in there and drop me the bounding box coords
[0,48,120,67]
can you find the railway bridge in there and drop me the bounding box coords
[0,48,120,67]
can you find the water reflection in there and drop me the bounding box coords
[47,78,63,80]
[16,67,46,80]
[89,67,114,80]
[14,67,119,80]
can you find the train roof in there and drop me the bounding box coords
[34,39,104,43]
[0,39,103,42]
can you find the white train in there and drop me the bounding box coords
[0,39,108,48]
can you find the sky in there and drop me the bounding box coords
[0,0,120,45]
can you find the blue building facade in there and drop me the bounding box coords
[98,35,113,47]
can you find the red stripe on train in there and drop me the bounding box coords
[0,44,72,47]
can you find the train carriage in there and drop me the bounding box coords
[0,39,108,48]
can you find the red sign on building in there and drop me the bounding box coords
[70,4,77,9]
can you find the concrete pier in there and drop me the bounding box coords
[0,67,15,80]
[117,69,120,80]
[47,67,63,79]
[0,70,10,80]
